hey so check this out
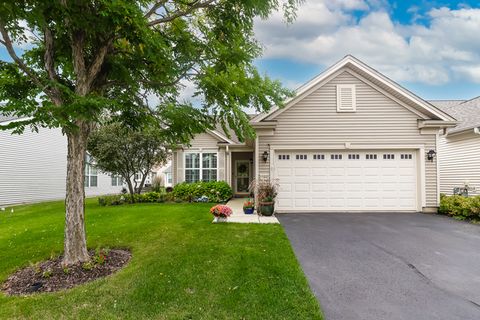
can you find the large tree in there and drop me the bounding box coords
[88,123,170,199]
[0,0,297,265]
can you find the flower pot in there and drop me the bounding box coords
[259,202,275,216]
[213,216,228,223]
[243,207,254,215]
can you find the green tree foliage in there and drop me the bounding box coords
[88,123,169,199]
[0,0,299,264]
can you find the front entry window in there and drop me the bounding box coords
[185,152,217,183]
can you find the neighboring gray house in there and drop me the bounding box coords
[172,55,456,213]
[430,98,480,196]
[0,116,124,206]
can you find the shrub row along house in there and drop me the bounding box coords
[2,56,478,210]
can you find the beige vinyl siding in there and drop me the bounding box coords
[438,133,480,196]
[173,132,225,184]
[258,70,439,207]
[0,126,123,206]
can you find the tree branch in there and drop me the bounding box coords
[144,0,168,19]
[0,20,63,105]
[148,0,216,26]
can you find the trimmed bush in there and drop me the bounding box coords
[98,191,169,206]
[438,194,480,220]
[173,181,233,203]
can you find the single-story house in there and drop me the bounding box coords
[172,55,457,213]
[430,98,480,196]
[0,116,124,206]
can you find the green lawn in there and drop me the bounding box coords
[0,199,322,319]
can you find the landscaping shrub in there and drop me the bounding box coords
[173,181,232,203]
[98,191,169,206]
[438,194,480,220]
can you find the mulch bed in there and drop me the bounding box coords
[2,249,131,296]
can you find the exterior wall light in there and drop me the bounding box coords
[427,149,436,161]
[262,151,269,162]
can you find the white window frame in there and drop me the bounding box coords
[111,174,122,187]
[85,155,98,188]
[184,151,219,183]
[336,84,357,112]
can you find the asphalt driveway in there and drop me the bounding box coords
[278,212,480,320]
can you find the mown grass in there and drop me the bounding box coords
[0,199,322,319]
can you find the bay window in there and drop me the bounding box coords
[185,152,217,183]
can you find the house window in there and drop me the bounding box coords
[111,175,122,186]
[185,152,217,183]
[84,155,98,187]
[134,173,141,181]
[383,154,395,160]
[165,172,172,184]
[202,153,217,182]
[366,154,377,160]
[313,154,325,160]
[348,154,360,160]
[401,154,413,160]
[278,154,290,160]
[295,154,307,160]
[331,154,343,160]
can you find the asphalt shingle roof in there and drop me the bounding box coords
[429,97,480,134]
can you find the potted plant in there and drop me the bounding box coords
[243,199,255,214]
[250,179,278,216]
[210,204,233,222]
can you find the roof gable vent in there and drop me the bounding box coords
[337,84,356,112]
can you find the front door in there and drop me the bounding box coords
[235,160,251,194]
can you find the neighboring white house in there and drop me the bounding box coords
[172,55,457,213]
[151,161,173,188]
[0,117,124,206]
[430,98,480,196]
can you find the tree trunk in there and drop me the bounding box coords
[125,178,136,203]
[137,171,149,194]
[63,121,91,265]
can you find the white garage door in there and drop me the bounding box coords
[275,150,418,211]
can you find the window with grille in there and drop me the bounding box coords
[348,154,360,160]
[296,154,307,160]
[313,154,325,160]
[383,154,395,160]
[331,154,343,160]
[366,154,377,160]
[278,154,290,160]
[401,154,413,160]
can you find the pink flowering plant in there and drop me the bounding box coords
[210,204,233,218]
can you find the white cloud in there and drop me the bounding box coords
[254,2,480,84]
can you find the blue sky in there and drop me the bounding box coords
[2,1,479,101]
[253,0,480,100]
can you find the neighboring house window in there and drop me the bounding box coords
[185,152,217,183]
[134,173,141,181]
[165,172,172,184]
[84,155,98,187]
[111,175,122,186]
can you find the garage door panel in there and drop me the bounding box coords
[275,150,418,211]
